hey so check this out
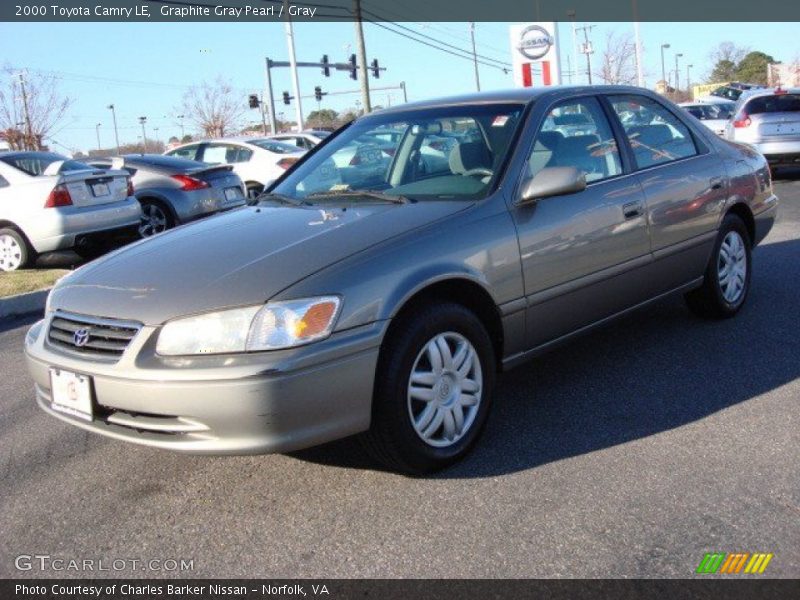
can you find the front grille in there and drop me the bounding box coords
[48,312,141,359]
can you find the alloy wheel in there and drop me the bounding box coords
[407,332,483,448]
[139,203,169,237]
[0,233,23,271]
[717,230,747,303]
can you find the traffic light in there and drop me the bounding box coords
[321,54,330,77]
[314,86,323,102]
[348,54,357,80]
[282,91,291,105]
[371,59,380,79]
[248,94,260,109]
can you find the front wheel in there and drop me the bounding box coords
[684,214,752,319]
[360,303,496,474]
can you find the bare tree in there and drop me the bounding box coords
[0,65,73,150]
[706,41,750,82]
[179,77,245,138]
[596,31,638,86]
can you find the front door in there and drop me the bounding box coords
[510,95,652,348]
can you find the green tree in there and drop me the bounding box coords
[735,51,776,85]
[708,59,737,84]
[306,108,339,129]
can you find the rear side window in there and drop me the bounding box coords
[168,144,200,160]
[745,94,800,114]
[0,152,90,176]
[0,174,8,188]
[530,96,622,183]
[609,95,698,169]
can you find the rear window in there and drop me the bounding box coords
[0,152,91,176]
[745,94,800,114]
[247,139,300,154]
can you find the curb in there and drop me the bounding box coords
[0,289,49,320]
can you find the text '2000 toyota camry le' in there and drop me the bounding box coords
[24,86,778,474]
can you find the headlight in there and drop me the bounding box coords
[156,296,341,356]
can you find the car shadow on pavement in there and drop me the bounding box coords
[291,237,800,478]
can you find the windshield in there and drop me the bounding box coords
[0,152,91,176]
[682,104,731,120]
[711,86,743,101]
[272,103,525,202]
[247,139,301,154]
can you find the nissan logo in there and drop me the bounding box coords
[517,25,554,60]
[73,328,90,347]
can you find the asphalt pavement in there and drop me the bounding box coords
[1,173,799,579]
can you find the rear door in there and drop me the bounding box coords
[606,93,726,291]
[511,95,652,348]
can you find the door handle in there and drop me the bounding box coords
[710,177,724,191]
[622,201,644,220]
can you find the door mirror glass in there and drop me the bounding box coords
[519,166,586,204]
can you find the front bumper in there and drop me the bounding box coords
[24,315,384,454]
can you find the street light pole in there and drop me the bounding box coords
[567,11,578,86]
[687,64,693,99]
[177,114,185,139]
[282,0,305,130]
[400,81,407,103]
[632,0,644,87]
[353,0,372,113]
[138,116,148,153]
[107,104,120,154]
[660,43,671,94]
[95,123,102,152]
[675,53,683,95]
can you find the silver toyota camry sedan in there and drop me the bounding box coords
[24,86,778,474]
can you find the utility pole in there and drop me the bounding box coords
[95,123,102,151]
[567,11,579,86]
[353,0,372,113]
[469,22,481,92]
[686,64,693,99]
[400,81,407,103]
[577,25,595,85]
[18,72,34,150]
[107,104,120,154]
[674,52,683,95]
[138,116,148,153]
[176,114,185,139]
[283,0,304,130]
[632,0,644,87]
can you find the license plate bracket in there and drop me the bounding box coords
[49,368,94,421]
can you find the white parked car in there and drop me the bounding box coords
[164,138,305,201]
[0,151,141,271]
[678,102,733,137]
[269,130,331,150]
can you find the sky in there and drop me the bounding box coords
[0,20,797,153]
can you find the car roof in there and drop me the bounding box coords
[365,85,655,118]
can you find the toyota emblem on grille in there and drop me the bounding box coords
[73,328,90,347]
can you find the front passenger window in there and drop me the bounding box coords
[529,96,622,183]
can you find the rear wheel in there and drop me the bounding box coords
[684,214,752,319]
[0,228,33,271]
[138,200,174,238]
[360,303,496,474]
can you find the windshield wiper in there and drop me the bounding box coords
[257,192,309,207]
[307,190,410,204]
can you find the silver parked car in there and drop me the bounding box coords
[725,88,800,169]
[679,102,733,137]
[0,151,141,271]
[88,155,246,237]
[25,86,778,473]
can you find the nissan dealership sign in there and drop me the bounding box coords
[510,22,561,87]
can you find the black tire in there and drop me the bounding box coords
[684,213,752,319]
[246,183,264,204]
[359,302,496,475]
[0,227,33,271]
[138,199,175,238]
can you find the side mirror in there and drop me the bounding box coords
[518,166,587,205]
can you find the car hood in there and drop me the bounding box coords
[49,201,469,325]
